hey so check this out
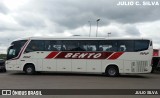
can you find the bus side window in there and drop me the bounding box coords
[62,40,78,51]
[99,40,116,52]
[44,40,51,51]
[61,45,66,51]
[25,40,45,53]
[48,40,62,51]
[79,45,86,51]
[86,41,98,51]
[119,45,126,51]
[99,46,103,51]
[106,45,113,51]
[118,40,134,52]
[134,40,149,51]
[99,45,112,51]
[78,41,87,51]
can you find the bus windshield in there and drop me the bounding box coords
[7,40,27,60]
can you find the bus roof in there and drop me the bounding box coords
[14,37,152,41]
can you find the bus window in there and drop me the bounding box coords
[7,47,16,59]
[78,41,87,51]
[46,40,62,51]
[86,41,98,51]
[7,40,27,60]
[99,40,117,52]
[117,40,134,52]
[44,40,51,51]
[119,45,126,51]
[62,40,78,51]
[25,40,45,53]
[134,40,150,51]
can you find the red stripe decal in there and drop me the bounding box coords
[108,52,124,60]
[45,52,59,59]
[55,52,113,59]
[103,52,113,59]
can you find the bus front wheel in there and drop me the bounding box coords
[105,66,119,77]
[24,64,35,75]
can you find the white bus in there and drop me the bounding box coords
[6,37,153,76]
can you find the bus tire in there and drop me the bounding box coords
[105,66,119,77]
[24,64,35,75]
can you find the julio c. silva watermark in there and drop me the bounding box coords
[117,1,159,6]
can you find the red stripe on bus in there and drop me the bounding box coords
[104,52,113,59]
[45,52,124,60]
[45,52,59,59]
[45,52,114,59]
[54,52,113,59]
[108,52,124,60]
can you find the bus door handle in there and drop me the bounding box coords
[41,52,44,53]
[21,60,25,61]
[36,52,39,53]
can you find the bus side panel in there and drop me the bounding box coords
[5,60,17,71]
[72,59,86,72]
[86,60,102,72]
[20,52,43,71]
[121,51,152,73]
[101,60,124,73]
[43,59,56,71]
[123,60,152,73]
[43,52,57,71]
[57,59,71,71]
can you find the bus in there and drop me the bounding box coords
[152,49,160,72]
[5,37,153,76]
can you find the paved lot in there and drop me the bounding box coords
[0,71,160,98]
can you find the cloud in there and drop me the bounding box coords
[21,0,111,31]
[3,0,159,33]
[13,13,46,29]
[137,20,160,49]
[0,21,24,32]
[22,0,160,31]
[0,14,23,32]
[124,24,141,37]
[0,3,9,14]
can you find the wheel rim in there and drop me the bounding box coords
[26,67,32,73]
[108,68,116,76]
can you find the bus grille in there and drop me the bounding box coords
[131,61,148,72]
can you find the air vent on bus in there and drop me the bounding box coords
[137,61,148,72]
[131,62,136,72]
[131,61,148,72]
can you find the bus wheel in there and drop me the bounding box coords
[105,66,119,77]
[24,65,35,75]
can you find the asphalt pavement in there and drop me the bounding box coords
[0,71,160,98]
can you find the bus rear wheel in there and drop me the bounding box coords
[105,66,119,77]
[24,65,35,75]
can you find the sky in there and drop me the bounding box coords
[0,0,160,53]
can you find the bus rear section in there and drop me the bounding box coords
[5,37,153,76]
